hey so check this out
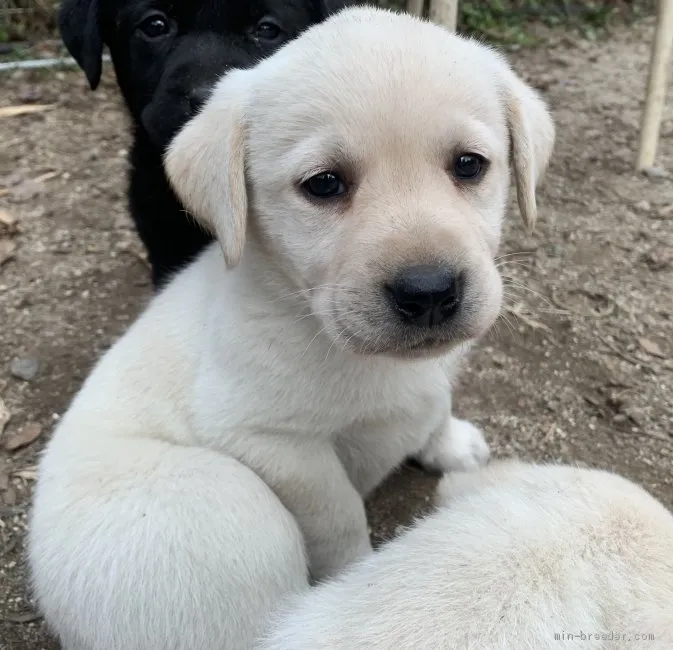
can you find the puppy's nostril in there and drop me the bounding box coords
[188,86,212,113]
[386,265,462,328]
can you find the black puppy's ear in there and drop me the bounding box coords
[59,0,103,90]
[316,0,362,18]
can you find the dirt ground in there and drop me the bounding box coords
[1,16,672,650]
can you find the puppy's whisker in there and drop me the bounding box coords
[502,289,571,316]
[299,325,329,360]
[271,283,363,304]
[338,326,367,357]
[501,278,556,308]
[494,251,535,262]
[323,329,346,363]
[495,260,533,272]
[290,311,320,326]
[496,311,518,338]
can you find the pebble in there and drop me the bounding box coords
[10,357,39,382]
[641,166,670,181]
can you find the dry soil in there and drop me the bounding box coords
[0,17,672,650]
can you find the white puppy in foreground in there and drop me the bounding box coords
[29,7,554,650]
[262,461,673,650]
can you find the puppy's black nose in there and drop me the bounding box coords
[387,265,461,328]
[188,86,212,113]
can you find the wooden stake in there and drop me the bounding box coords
[428,0,459,32]
[637,0,673,170]
[406,0,426,17]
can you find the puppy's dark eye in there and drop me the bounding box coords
[453,153,487,181]
[253,19,283,42]
[302,172,347,199]
[138,14,171,39]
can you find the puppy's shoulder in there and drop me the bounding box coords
[52,245,224,442]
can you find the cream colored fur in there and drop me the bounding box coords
[28,7,553,650]
[262,461,673,650]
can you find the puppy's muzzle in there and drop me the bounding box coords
[187,85,214,114]
[386,264,462,328]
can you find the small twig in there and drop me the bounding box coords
[0,505,26,518]
[33,170,60,184]
[2,611,42,624]
[120,246,151,270]
[1,536,18,556]
[0,104,56,119]
[601,338,653,371]
[503,304,562,347]
[629,429,673,445]
[505,303,552,333]
[0,55,112,73]
[540,422,557,444]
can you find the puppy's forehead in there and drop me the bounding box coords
[247,10,506,151]
[114,0,314,28]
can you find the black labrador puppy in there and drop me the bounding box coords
[59,0,356,286]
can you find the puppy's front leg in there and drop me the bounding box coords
[238,436,372,582]
[414,396,491,474]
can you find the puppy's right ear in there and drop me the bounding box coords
[59,0,103,90]
[500,65,555,232]
[164,71,249,269]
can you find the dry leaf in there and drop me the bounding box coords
[638,337,666,359]
[4,422,43,451]
[2,612,42,624]
[0,238,17,266]
[32,170,59,184]
[0,171,26,187]
[0,208,17,229]
[17,84,43,103]
[2,486,16,506]
[12,467,37,481]
[8,179,44,202]
[0,104,56,118]
[0,399,10,436]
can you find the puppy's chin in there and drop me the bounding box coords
[320,310,497,360]
[141,100,191,149]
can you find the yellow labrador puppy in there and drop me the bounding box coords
[29,7,554,650]
[262,461,673,650]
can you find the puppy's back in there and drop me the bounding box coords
[260,461,673,649]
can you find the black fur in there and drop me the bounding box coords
[59,0,358,287]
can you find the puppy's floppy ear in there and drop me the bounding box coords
[59,0,103,90]
[500,65,555,232]
[164,70,249,269]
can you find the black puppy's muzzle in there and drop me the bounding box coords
[140,34,252,148]
[187,85,213,114]
[141,83,212,147]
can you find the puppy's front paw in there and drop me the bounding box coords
[415,417,490,474]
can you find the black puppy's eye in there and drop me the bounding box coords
[453,153,487,181]
[254,19,282,42]
[302,172,347,199]
[138,14,171,39]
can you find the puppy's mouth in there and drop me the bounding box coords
[141,100,191,149]
[331,319,472,359]
[315,269,501,359]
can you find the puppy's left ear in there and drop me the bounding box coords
[59,0,103,90]
[164,71,250,269]
[500,66,555,232]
